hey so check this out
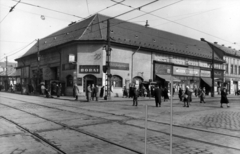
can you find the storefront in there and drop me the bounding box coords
[225,77,240,94]
[173,66,200,91]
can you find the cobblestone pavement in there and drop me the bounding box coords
[0,92,240,154]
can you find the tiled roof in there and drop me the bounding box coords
[19,14,222,62]
[211,43,240,57]
[21,15,96,57]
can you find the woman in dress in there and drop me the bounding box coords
[220,87,229,108]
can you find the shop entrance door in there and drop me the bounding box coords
[83,75,97,92]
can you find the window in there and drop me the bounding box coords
[231,65,233,74]
[225,64,228,74]
[239,66,240,75]
[235,66,238,74]
[66,75,73,87]
[111,75,122,87]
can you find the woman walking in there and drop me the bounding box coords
[199,88,206,103]
[220,87,229,108]
[178,88,183,101]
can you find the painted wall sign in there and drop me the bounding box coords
[154,53,170,63]
[62,63,76,71]
[200,70,211,77]
[79,65,100,73]
[43,67,53,80]
[173,66,200,76]
[155,63,172,75]
[214,70,223,78]
[110,62,129,70]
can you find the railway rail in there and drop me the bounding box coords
[1,95,240,153]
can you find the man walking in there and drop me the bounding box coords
[132,86,139,106]
[95,85,99,101]
[73,83,79,100]
[154,85,162,107]
[178,87,183,101]
[183,86,190,107]
[87,84,92,102]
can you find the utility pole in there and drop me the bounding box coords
[201,38,214,97]
[5,56,8,77]
[5,56,8,91]
[37,39,40,91]
[104,19,112,100]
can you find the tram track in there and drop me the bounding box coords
[1,95,240,152]
[1,116,67,154]
[0,102,143,154]
[3,95,239,139]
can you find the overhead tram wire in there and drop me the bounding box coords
[0,12,10,24]
[116,0,238,46]
[0,5,72,22]
[0,40,36,61]
[85,1,123,18]
[0,0,21,24]
[41,0,159,40]
[0,0,158,59]
[12,0,86,19]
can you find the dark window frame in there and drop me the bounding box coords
[111,75,123,88]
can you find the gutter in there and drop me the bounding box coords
[131,46,141,82]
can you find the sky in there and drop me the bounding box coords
[1,0,240,62]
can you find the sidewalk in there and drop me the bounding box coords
[1,90,239,103]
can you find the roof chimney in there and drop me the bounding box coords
[228,46,231,48]
[214,42,218,44]
[200,38,205,41]
[222,44,224,46]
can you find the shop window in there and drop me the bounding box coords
[66,75,73,87]
[111,75,122,87]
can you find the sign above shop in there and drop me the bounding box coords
[155,63,171,75]
[79,65,100,74]
[110,62,129,70]
[200,70,211,77]
[173,66,200,76]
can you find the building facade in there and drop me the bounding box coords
[212,43,240,94]
[15,14,225,96]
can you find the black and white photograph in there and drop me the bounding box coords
[0,0,240,153]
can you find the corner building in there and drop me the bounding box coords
[15,14,225,96]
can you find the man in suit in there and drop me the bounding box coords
[154,85,162,107]
[132,86,139,106]
[183,86,191,107]
[87,85,92,102]
[95,85,99,101]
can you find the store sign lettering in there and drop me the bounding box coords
[173,66,199,76]
[110,62,129,70]
[79,65,100,73]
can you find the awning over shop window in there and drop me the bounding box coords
[156,74,181,82]
[201,77,212,87]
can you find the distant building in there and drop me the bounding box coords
[211,43,240,94]
[0,61,19,90]
[15,14,225,96]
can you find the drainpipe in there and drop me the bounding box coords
[131,46,141,83]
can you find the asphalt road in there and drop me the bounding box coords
[0,92,240,154]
